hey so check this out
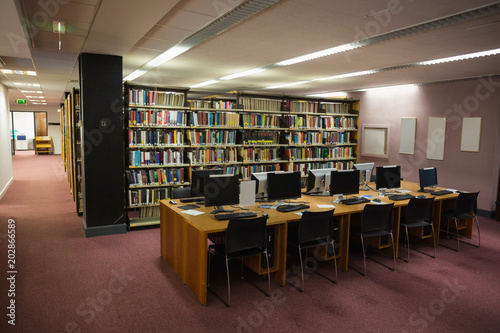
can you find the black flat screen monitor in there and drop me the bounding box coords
[267,171,302,203]
[190,169,224,197]
[330,169,360,201]
[306,168,336,195]
[354,162,374,191]
[375,165,401,191]
[419,167,438,192]
[204,174,239,214]
[251,171,283,200]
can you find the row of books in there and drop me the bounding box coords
[128,88,185,107]
[186,130,238,145]
[293,161,353,176]
[281,115,322,129]
[242,113,281,128]
[126,168,186,186]
[290,101,319,113]
[129,188,169,206]
[139,206,161,217]
[322,116,356,129]
[284,147,354,160]
[240,98,282,111]
[129,109,187,127]
[284,131,353,145]
[322,102,351,114]
[240,164,281,180]
[240,147,281,162]
[129,149,184,167]
[187,148,239,164]
[190,111,240,127]
[242,131,280,145]
[187,100,236,109]
[322,131,352,144]
[127,129,184,146]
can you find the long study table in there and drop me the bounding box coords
[160,181,473,305]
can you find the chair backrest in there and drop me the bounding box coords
[455,192,479,217]
[360,203,394,233]
[406,197,435,224]
[298,209,335,245]
[172,186,191,199]
[225,215,268,256]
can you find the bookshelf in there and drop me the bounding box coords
[124,85,190,228]
[123,87,360,227]
[60,88,82,214]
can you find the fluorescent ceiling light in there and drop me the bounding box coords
[190,80,220,88]
[308,91,348,98]
[14,82,40,87]
[358,84,417,92]
[276,43,361,66]
[417,48,500,65]
[1,69,36,76]
[123,70,147,81]
[220,68,266,80]
[146,46,189,67]
[315,70,376,81]
[266,81,309,89]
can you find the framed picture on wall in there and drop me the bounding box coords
[361,125,389,158]
[460,117,481,152]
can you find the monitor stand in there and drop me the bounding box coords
[418,188,435,193]
[210,206,234,214]
[359,182,370,191]
[379,189,386,197]
[360,170,372,191]
[309,190,330,196]
[333,194,345,204]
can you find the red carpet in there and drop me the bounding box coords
[1,151,500,332]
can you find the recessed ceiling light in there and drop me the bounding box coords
[266,81,309,89]
[190,80,220,88]
[220,68,266,81]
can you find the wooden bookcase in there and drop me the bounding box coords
[123,86,360,228]
[35,136,53,154]
[60,88,82,214]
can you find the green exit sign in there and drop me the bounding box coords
[15,99,27,104]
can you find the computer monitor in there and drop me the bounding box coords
[267,171,302,204]
[306,168,336,195]
[190,169,223,197]
[251,171,284,200]
[354,162,375,191]
[330,169,360,202]
[375,165,401,195]
[419,167,438,192]
[204,174,240,214]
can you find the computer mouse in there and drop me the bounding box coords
[373,198,381,203]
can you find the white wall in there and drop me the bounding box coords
[0,83,13,200]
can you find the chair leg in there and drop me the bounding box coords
[264,249,271,295]
[225,256,231,307]
[474,216,480,248]
[298,245,304,291]
[389,232,396,271]
[360,235,367,276]
[405,226,410,260]
[331,240,338,283]
[454,218,460,251]
[207,251,211,287]
[431,224,436,258]
[447,218,450,238]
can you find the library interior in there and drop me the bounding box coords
[0,0,500,332]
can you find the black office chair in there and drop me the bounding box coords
[207,215,270,307]
[400,197,436,260]
[352,203,395,276]
[287,209,337,291]
[172,186,191,199]
[441,192,480,251]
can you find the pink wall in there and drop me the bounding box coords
[349,77,500,214]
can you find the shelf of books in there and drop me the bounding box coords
[60,88,83,214]
[125,85,190,228]
[123,87,360,227]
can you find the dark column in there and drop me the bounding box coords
[79,53,126,237]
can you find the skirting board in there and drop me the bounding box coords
[82,219,127,238]
[0,176,14,201]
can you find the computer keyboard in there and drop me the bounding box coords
[214,211,257,221]
[387,194,415,201]
[276,204,310,212]
[179,197,204,203]
[431,190,453,196]
[340,197,371,205]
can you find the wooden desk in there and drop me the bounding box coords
[160,181,465,305]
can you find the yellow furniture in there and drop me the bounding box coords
[35,136,53,154]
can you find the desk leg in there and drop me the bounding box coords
[274,222,287,286]
[161,204,208,305]
[338,215,350,272]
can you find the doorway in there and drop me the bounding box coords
[11,111,47,152]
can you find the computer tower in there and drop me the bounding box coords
[261,228,274,268]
